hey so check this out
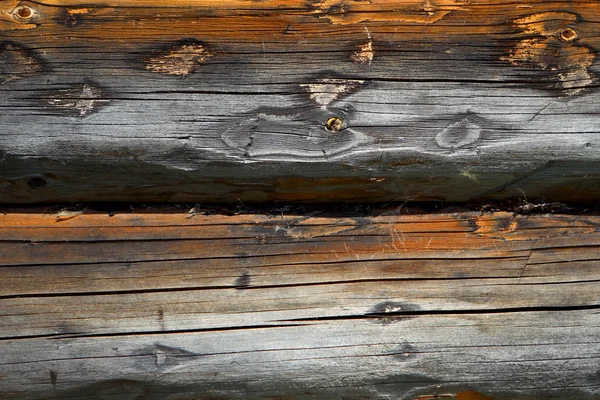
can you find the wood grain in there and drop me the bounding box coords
[0,210,598,399]
[1,0,599,203]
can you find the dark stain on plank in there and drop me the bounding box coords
[587,370,600,385]
[0,42,43,84]
[390,341,419,361]
[49,369,58,389]
[55,8,89,27]
[235,270,252,290]
[157,309,166,331]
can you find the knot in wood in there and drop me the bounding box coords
[27,177,47,189]
[326,117,344,132]
[559,27,578,42]
[12,5,35,21]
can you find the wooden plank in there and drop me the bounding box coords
[1,312,599,400]
[1,0,599,203]
[0,210,598,398]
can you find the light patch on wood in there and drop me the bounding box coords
[46,84,107,117]
[286,222,356,239]
[460,169,480,184]
[351,41,373,65]
[315,0,461,25]
[383,304,402,313]
[56,210,85,221]
[146,43,213,76]
[558,69,594,96]
[0,44,41,83]
[351,28,374,65]
[504,39,595,95]
[300,79,363,106]
[505,12,595,95]
[513,12,577,36]
[67,8,90,15]
[436,118,481,149]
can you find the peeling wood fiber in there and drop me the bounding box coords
[0,0,599,203]
[0,210,599,399]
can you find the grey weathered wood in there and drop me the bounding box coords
[0,211,598,399]
[0,1,599,203]
[1,311,599,400]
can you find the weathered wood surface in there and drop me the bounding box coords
[1,0,599,203]
[0,210,599,399]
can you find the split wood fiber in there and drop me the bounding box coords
[0,0,599,202]
[0,210,598,399]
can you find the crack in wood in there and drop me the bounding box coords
[286,303,600,322]
[313,0,463,25]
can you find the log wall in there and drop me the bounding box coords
[0,210,598,399]
[1,0,599,202]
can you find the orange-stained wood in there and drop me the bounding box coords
[2,0,599,50]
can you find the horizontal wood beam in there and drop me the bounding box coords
[1,210,599,399]
[1,0,599,203]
